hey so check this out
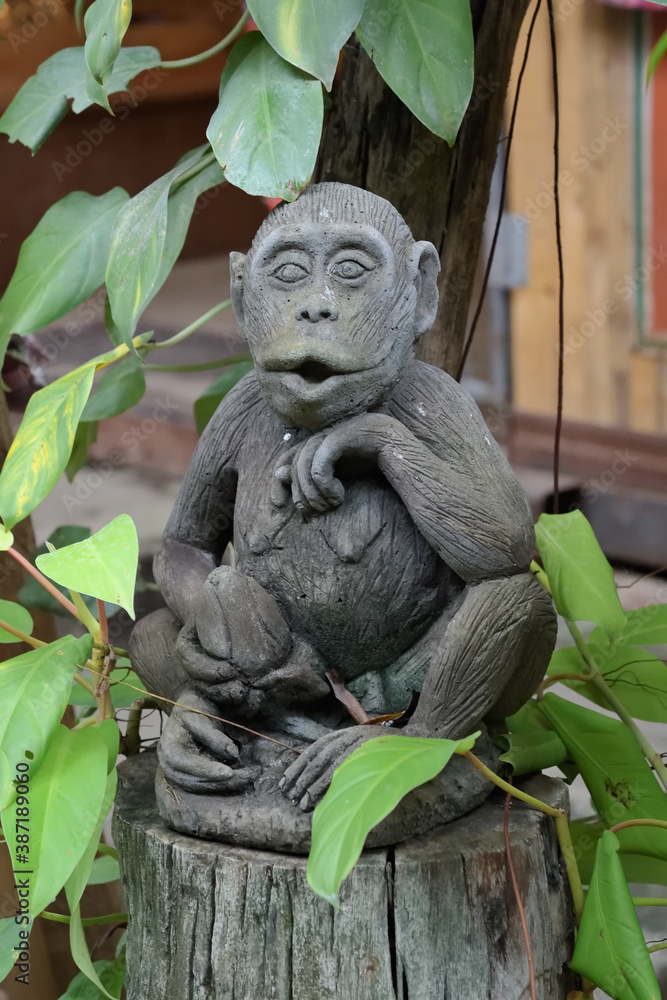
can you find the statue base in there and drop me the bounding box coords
[113,753,577,999]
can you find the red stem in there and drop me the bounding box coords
[7,547,79,618]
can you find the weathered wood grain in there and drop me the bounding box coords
[114,755,576,1000]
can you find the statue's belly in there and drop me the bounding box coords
[234,475,463,676]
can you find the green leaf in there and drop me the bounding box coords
[0,47,160,152]
[647,28,667,85]
[0,915,33,983]
[0,600,33,643]
[535,510,626,638]
[69,668,146,708]
[307,731,478,904]
[571,831,660,1000]
[87,854,120,886]
[0,526,14,550]
[498,699,570,775]
[0,339,146,530]
[84,0,133,113]
[570,818,667,886]
[0,635,94,807]
[68,904,122,1000]
[36,514,138,618]
[105,146,221,348]
[246,0,365,89]
[81,355,146,422]
[540,694,667,860]
[19,527,90,614]
[56,952,125,999]
[356,0,474,144]
[194,359,254,434]
[65,768,118,912]
[3,724,108,916]
[0,189,128,367]
[548,643,667,724]
[207,33,324,201]
[0,749,10,812]
[617,606,667,648]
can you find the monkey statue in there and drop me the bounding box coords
[130,183,556,850]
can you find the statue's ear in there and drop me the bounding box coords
[408,241,440,338]
[229,252,247,340]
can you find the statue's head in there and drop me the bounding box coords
[230,182,440,430]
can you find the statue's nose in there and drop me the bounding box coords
[295,295,339,323]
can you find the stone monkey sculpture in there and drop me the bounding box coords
[130,182,556,840]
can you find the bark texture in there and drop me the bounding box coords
[114,753,577,1000]
[314,0,531,374]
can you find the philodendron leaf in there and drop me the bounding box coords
[106,146,221,349]
[0,47,161,152]
[37,514,138,618]
[68,903,122,1000]
[87,854,121,886]
[65,767,118,913]
[571,831,660,1000]
[194,359,254,434]
[540,694,667,860]
[0,635,94,807]
[535,510,626,638]
[246,0,365,89]
[548,644,667,724]
[0,189,128,368]
[307,731,478,905]
[0,600,33,643]
[0,338,149,530]
[356,0,474,144]
[84,0,132,113]
[57,953,126,999]
[81,354,146,422]
[207,33,324,201]
[499,699,570,776]
[3,724,108,917]
[569,818,667,886]
[616,605,667,647]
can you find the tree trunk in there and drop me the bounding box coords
[114,753,577,1000]
[314,0,531,375]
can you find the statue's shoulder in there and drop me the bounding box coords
[391,360,474,416]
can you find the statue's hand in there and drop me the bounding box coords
[272,413,401,515]
[158,688,258,793]
[279,726,380,811]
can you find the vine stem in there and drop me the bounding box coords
[567,619,667,793]
[610,818,667,833]
[0,617,45,648]
[39,910,127,927]
[146,300,231,351]
[160,9,250,70]
[633,898,667,906]
[648,942,667,953]
[145,356,250,373]
[462,751,585,923]
[6,547,79,618]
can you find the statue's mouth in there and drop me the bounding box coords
[292,360,339,384]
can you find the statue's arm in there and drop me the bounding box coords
[154,373,261,622]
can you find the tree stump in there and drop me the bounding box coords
[113,753,577,1000]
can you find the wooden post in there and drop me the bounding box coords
[114,754,577,999]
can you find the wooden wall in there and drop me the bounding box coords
[507,0,667,438]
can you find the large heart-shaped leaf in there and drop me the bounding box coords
[207,33,323,201]
[106,146,223,349]
[0,47,160,152]
[37,514,138,618]
[535,511,626,638]
[307,731,478,905]
[0,189,128,367]
[0,635,94,807]
[571,831,660,1000]
[2,724,108,916]
[246,0,365,89]
[540,694,667,860]
[356,0,474,144]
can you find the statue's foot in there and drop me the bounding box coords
[158,688,258,794]
[279,725,379,811]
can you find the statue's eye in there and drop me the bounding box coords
[331,259,368,280]
[273,262,308,282]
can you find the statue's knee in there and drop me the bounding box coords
[129,608,188,711]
